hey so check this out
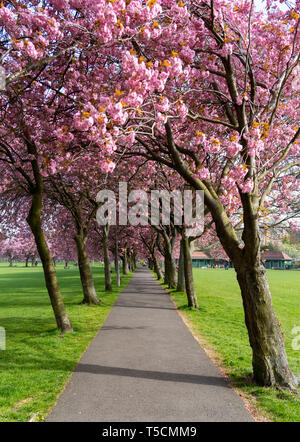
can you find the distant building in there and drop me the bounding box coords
[176,249,293,270]
[190,251,215,268]
[261,250,293,269]
[175,250,231,268]
[176,250,214,267]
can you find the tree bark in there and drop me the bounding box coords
[131,252,136,271]
[164,240,176,289]
[182,236,198,309]
[153,252,163,280]
[160,228,177,289]
[122,245,129,274]
[163,254,169,285]
[27,190,73,333]
[128,253,132,272]
[161,91,298,390]
[114,228,121,287]
[235,259,298,389]
[75,232,100,305]
[177,238,185,291]
[210,190,299,390]
[22,129,73,333]
[102,225,112,291]
[189,165,297,388]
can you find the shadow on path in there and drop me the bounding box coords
[75,363,230,388]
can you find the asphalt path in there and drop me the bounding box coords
[47,268,254,422]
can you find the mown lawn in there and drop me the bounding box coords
[164,268,300,422]
[0,262,132,422]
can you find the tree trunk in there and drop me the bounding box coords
[25,257,29,268]
[160,229,177,289]
[163,120,298,390]
[122,246,129,274]
[130,252,136,271]
[164,244,176,289]
[177,238,185,291]
[182,236,198,309]
[27,191,73,333]
[102,225,112,291]
[164,252,176,288]
[153,252,163,280]
[133,253,137,270]
[114,228,120,287]
[210,191,298,390]
[164,254,169,285]
[128,253,132,272]
[75,233,100,305]
[169,260,176,288]
[235,258,298,389]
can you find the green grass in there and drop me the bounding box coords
[161,268,300,422]
[0,262,132,422]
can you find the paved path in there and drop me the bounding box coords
[47,268,253,422]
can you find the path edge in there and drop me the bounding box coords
[43,272,135,422]
[149,271,270,423]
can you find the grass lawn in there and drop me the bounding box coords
[0,262,132,422]
[163,268,300,422]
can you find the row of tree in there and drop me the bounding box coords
[0,0,299,391]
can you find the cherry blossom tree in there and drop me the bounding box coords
[0,0,130,329]
[64,0,299,389]
[117,0,299,389]
[0,0,299,388]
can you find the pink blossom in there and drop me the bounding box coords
[219,44,233,57]
[206,137,221,154]
[155,97,170,113]
[157,112,167,124]
[74,113,94,131]
[100,160,116,174]
[240,179,254,193]
[180,47,195,63]
[227,142,242,158]
[194,168,210,180]
[177,102,188,118]
[25,41,39,59]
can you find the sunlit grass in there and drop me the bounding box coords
[0,262,132,422]
[160,268,300,422]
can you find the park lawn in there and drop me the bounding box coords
[0,263,132,422]
[164,268,300,422]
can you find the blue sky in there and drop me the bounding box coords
[254,0,294,12]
